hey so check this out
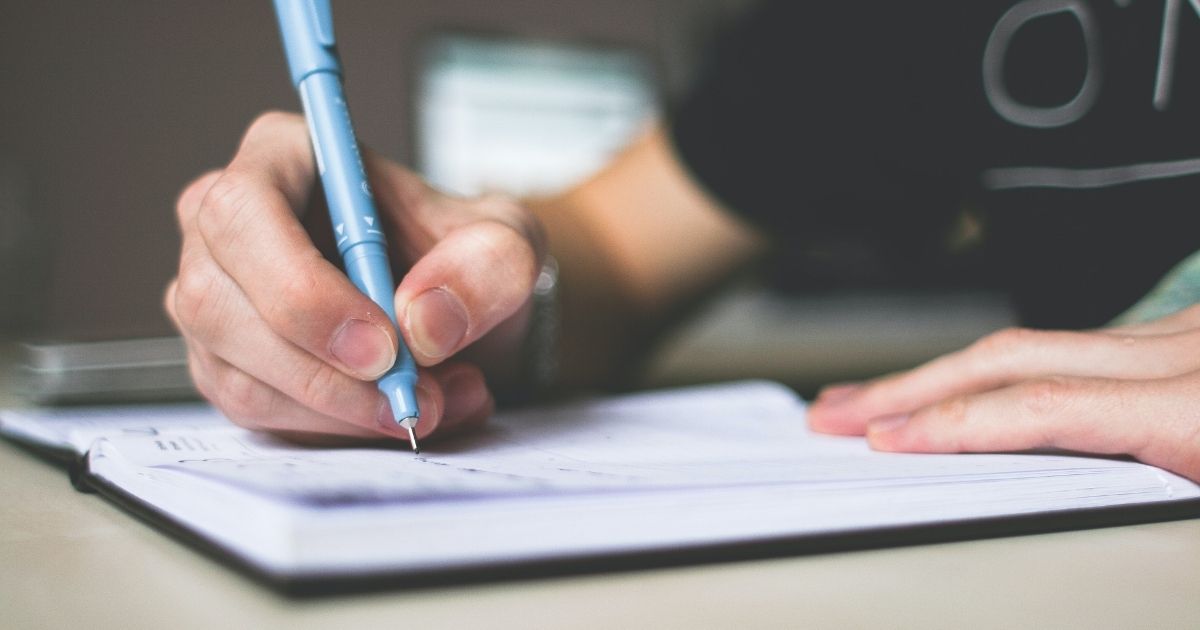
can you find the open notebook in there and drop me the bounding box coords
[3,381,1199,592]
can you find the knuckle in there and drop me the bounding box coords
[972,327,1039,356]
[173,261,224,331]
[215,368,272,426]
[244,110,304,142]
[258,259,327,336]
[195,173,257,246]
[1017,377,1075,417]
[929,396,971,428]
[476,194,546,258]
[473,219,540,285]
[175,170,223,227]
[920,397,974,452]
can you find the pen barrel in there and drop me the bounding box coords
[298,72,385,256]
[299,71,420,413]
[273,0,339,85]
[341,242,400,329]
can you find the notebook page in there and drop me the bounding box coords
[96,415,1199,506]
[86,381,1200,574]
[94,380,1198,503]
[0,403,227,454]
[92,381,807,501]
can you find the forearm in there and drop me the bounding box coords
[529,126,766,391]
[528,194,640,390]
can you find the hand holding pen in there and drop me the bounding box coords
[165,112,545,443]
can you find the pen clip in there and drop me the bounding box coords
[305,0,336,47]
[273,0,341,87]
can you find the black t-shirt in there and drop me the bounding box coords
[672,0,1200,328]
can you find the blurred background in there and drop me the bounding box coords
[0,0,1011,398]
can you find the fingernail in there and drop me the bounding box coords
[815,383,863,407]
[375,398,406,438]
[868,413,910,435]
[405,288,468,361]
[442,370,489,428]
[331,319,396,379]
[376,386,440,441]
[414,383,439,439]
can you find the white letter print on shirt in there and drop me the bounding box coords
[982,0,1103,128]
[982,1,1200,188]
[1149,0,1200,110]
[985,0,1200,123]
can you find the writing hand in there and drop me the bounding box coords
[165,112,545,443]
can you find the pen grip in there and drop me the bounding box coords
[344,241,419,388]
[341,242,400,327]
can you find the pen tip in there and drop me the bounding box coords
[396,415,421,454]
[406,425,420,455]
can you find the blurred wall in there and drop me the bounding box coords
[0,0,753,340]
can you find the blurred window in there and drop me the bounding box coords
[415,33,658,197]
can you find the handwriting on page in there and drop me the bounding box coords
[101,380,1176,510]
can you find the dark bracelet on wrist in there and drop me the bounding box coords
[518,255,559,399]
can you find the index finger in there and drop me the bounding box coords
[196,112,400,381]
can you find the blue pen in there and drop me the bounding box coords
[273,0,421,452]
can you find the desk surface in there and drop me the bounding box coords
[2,341,1197,629]
[2,440,1198,629]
